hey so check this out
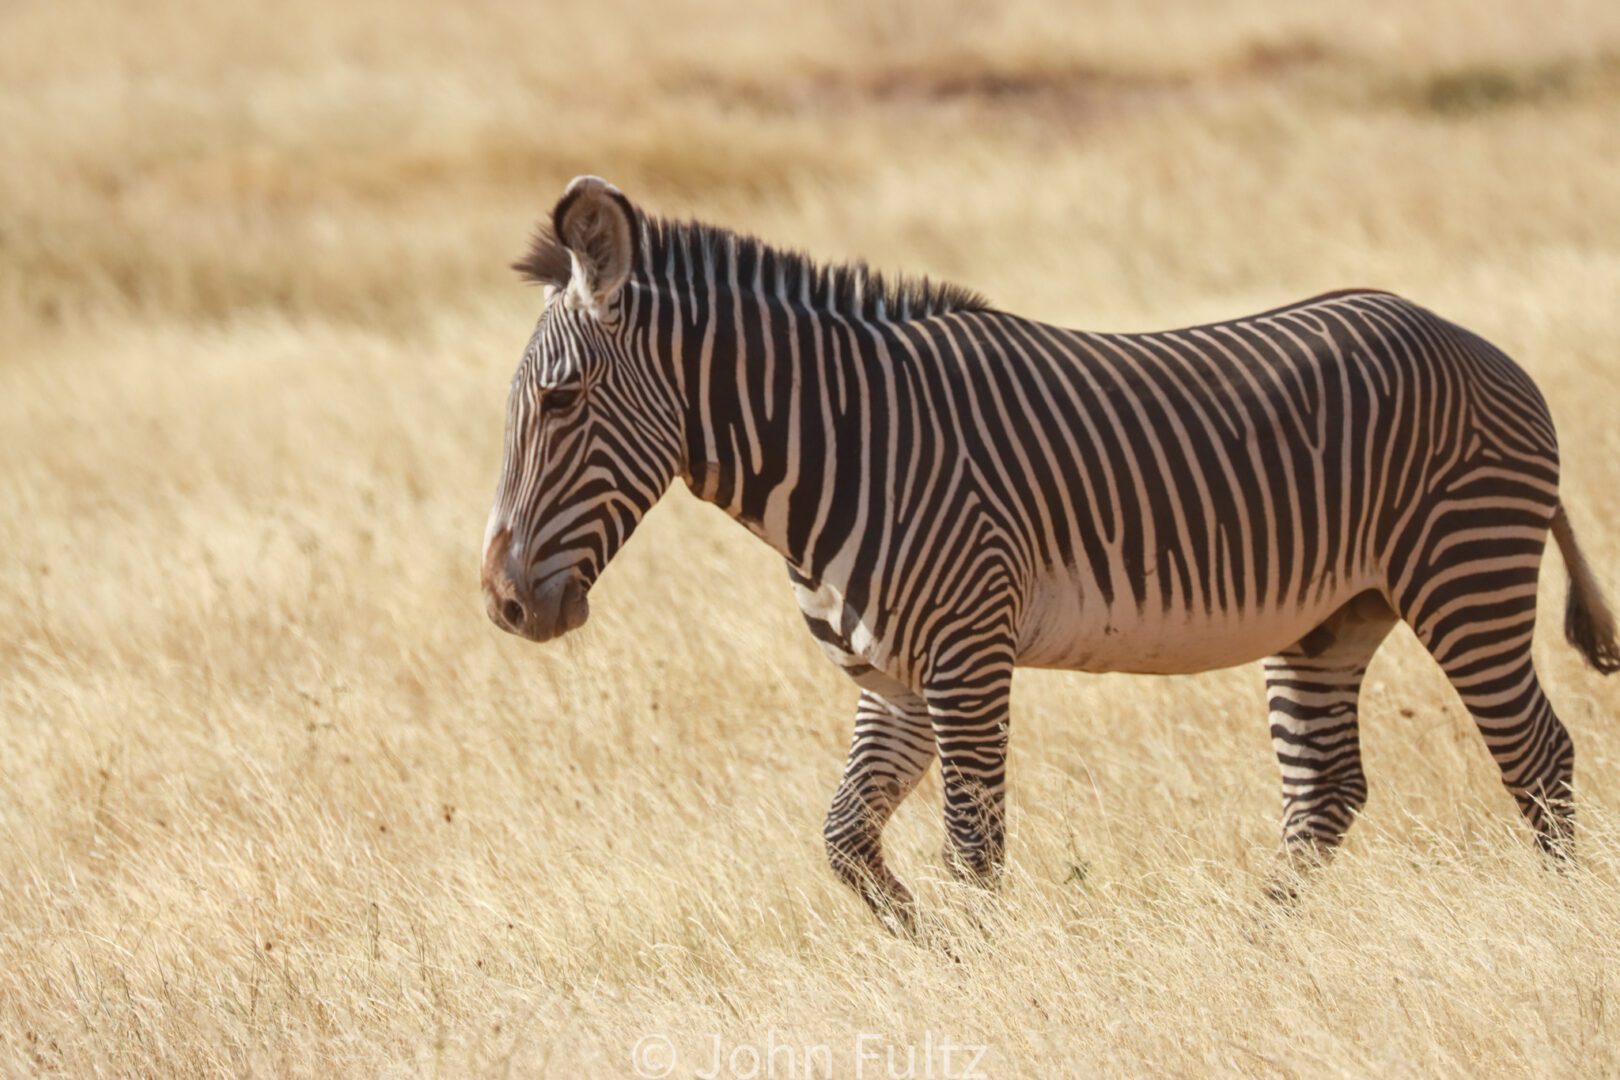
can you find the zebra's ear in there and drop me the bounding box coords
[553,176,637,317]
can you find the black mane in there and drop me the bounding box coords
[516,213,993,322]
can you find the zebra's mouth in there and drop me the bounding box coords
[488,567,591,644]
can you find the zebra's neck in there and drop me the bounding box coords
[624,215,991,581]
[648,285,964,588]
[671,290,869,572]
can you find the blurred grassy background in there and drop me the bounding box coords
[4,1,1620,1075]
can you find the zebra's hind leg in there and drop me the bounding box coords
[1400,568,1576,856]
[824,688,936,934]
[1267,591,1398,868]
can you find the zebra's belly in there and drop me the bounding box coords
[1015,566,1372,674]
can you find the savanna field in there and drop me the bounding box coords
[6,1,1620,1075]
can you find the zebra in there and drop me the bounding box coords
[482,175,1618,932]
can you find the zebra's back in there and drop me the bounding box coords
[932,290,1559,674]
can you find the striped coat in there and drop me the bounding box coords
[483,177,1617,931]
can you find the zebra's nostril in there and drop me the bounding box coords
[502,598,525,627]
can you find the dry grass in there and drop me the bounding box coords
[5,1,1620,1075]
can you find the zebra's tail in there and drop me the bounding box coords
[1552,503,1620,674]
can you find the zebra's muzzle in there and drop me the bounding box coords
[484,563,591,644]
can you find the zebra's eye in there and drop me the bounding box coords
[540,386,582,415]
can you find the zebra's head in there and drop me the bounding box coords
[481,177,683,643]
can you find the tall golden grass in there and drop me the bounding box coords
[4,1,1620,1074]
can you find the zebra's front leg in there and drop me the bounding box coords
[824,688,936,934]
[926,661,1014,888]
